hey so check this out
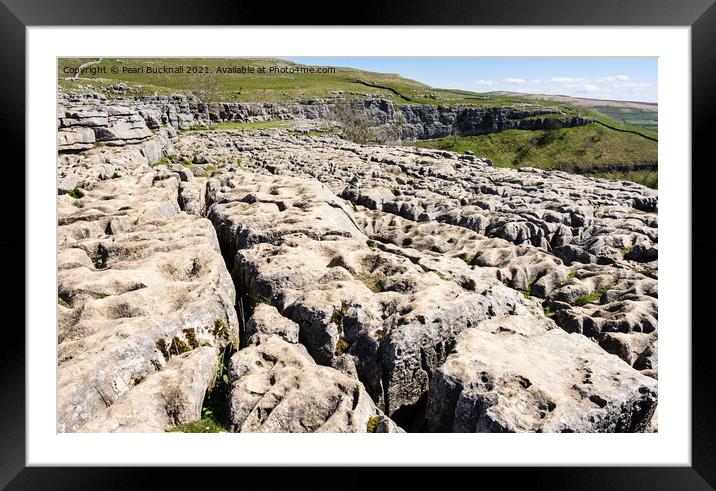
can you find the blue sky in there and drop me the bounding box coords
[285,57,658,103]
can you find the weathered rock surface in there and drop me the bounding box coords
[175,130,657,268]
[425,325,657,432]
[207,170,535,421]
[57,150,239,432]
[244,304,300,346]
[58,127,96,151]
[57,94,658,433]
[358,209,570,297]
[173,129,658,379]
[544,264,658,371]
[228,335,402,432]
[80,347,218,432]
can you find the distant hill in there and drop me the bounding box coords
[488,91,658,135]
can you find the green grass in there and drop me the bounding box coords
[67,186,83,199]
[432,270,452,282]
[554,270,577,290]
[523,283,533,299]
[591,105,658,135]
[289,129,335,137]
[575,284,613,306]
[57,58,598,110]
[58,57,433,103]
[90,250,105,269]
[254,295,274,306]
[169,413,226,433]
[587,169,657,189]
[414,123,657,188]
[577,108,657,141]
[431,88,571,108]
[169,347,231,433]
[150,157,172,167]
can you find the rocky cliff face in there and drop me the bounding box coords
[59,90,591,146]
[361,100,591,140]
[56,97,656,433]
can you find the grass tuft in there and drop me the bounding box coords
[432,270,451,282]
[575,284,613,306]
[168,347,231,433]
[523,283,533,299]
[68,186,84,199]
[169,413,225,433]
[356,271,384,293]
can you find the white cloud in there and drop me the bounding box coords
[548,77,587,84]
[469,72,654,102]
[620,82,650,89]
[599,74,631,82]
[542,77,604,95]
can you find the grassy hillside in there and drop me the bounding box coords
[488,91,658,138]
[414,124,658,188]
[59,58,445,103]
[58,58,658,127]
[57,58,571,108]
[591,105,658,135]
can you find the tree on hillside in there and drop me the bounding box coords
[187,70,220,121]
[331,100,389,144]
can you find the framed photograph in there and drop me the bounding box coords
[4,0,715,486]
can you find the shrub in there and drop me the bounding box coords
[331,100,387,144]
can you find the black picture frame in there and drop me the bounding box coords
[3,0,714,487]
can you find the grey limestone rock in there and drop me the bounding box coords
[58,127,96,151]
[228,336,402,432]
[425,325,657,432]
[56,92,659,434]
[79,347,219,432]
